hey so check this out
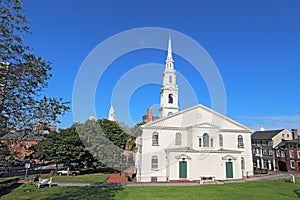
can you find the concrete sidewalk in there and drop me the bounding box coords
[50,172,300,187]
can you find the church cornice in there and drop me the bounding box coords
[220,129,252,133]
[165,147,243,154]
[144,126,187,131]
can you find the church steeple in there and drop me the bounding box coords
[108,105,115,121]
[159,37,179,118]
[166,37,174,70]
[167,37,173,59]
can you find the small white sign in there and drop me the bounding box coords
[25,163,30,169]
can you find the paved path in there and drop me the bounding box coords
[105,173,126,183]
[29,172,300,187]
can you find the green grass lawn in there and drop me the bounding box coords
[1,179,300,200]
[52,174,109,184]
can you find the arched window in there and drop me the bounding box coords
[175,132,181,145]
[151,155,158,170]
[168,94,173,103]
[219,134,223,147]
[241,157,245,170]
[168,112,173,116]
[238,135,244,148]
[203,133,209,147]
[152,132,159,146]
[169,75,172,83]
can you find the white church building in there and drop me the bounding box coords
[135,38,253,182]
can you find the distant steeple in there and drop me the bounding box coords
[259,126,265,131]
[108,105,115,121]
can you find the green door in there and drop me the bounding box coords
[179,161,187,178]
[226,162,233,178]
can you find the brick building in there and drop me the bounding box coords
[275,129,299,172]
[142,108,159,123]
[0,130,42,160]
[251,129,294,173]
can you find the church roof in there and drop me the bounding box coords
[251,129,284,140]
[142,104,252,132]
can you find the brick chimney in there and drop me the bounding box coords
[147,108,153,122]
[292,129,298,139]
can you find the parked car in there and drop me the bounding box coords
[57,169,80,176]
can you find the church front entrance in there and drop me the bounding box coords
[226,162,233,178]
[179,161,187,178]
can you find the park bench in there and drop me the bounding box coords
[199,176,215,184]
[37,177,52,188]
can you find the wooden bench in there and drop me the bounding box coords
[199,176,215,184]
[37,177,52,188]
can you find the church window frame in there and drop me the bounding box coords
[151,155,158,170]
[238,135,244,148]
[152,132,159,146]
[241,157,245,170]
[219,134,223,147]
[168,94,173,104]
[169,75,172,83]
[203,133,209,147]
[175,132,182,145]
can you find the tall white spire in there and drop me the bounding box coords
[160,37,179,118]
[167,36,172,59]
[165,36,174,70]
[108,105,115,121]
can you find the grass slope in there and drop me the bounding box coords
[1,179,300,200]
[52,175,108,184]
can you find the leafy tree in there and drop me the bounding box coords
[0,0,69,133]
[30,126,93,175]
[31,119,136,173]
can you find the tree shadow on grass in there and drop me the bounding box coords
[0,183,23,196]
[294,189,300,198]
[44,186,124,200]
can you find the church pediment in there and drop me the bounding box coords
[189,122,220,129]
[221,155,237,161]
[142,104,252,133]
[175,154,192,160]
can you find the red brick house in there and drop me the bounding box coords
[275,129,300,172]
[0,131,42,160]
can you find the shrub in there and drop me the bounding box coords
[50,170,55,177]
[32,174,41,182]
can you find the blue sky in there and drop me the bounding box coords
[23,0,300,131]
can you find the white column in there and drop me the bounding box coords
[268,160,272,170]
[257,160,260,168]
[261,159,264,168]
